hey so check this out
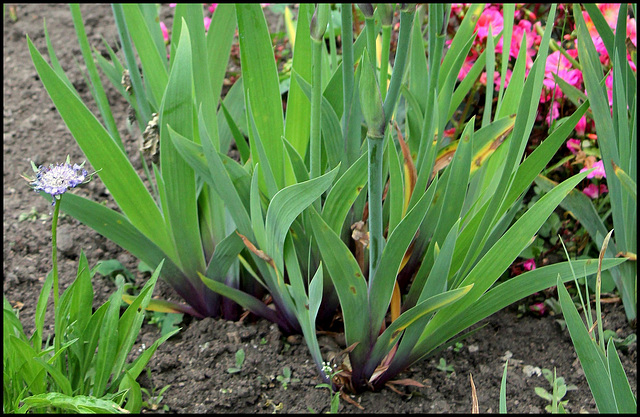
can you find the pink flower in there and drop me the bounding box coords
[605,72,614,106]
[566,138,581,154]
[546,102,558,126]
[510,20,540,70]
[529,302,547,316]
[169,3,176,7]
[476,7,503,41]
[575,115,587,136]
[543,50,582,91]
[580,159,607,179]
[203,16,211,32]
[523,258,536,271]
[160,21,169,43]
[582,183,609,199]
[209,3,217,14]
[598,3,621,30]
[583,4,620,37]
[457,48,479,81]
[628,18,637,47]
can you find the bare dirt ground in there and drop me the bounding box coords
[4,4,636,413]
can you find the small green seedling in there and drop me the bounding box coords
[315,361,341,414]
[436,358,454,376]
[140,368,171,412]
[534,367,577,413]
[453,342,464,353]
[276,366,299,390]
[603,329,636,352]
[227,349,245,374]
[148,311,184,337]
[18,207,49,222]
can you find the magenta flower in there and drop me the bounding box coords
[545,101,560,126]
[582,183,609,199]
[523,258,536,271]
[160,21,169,43]
[529,302,547,316]
[209,3,217,14]
[575,115,587,136]
[580,159,607,179]
[510,20,540,70]
[457,48,479,81]
[566,138,581,155]
[605,72,614,106]
[598,3,622,30]
[543,50,582,91]
[203,16,211,32]
[476,6,503,41]
[628,18,637,47]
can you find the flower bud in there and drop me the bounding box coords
[399,4,417,12]
[359,49,385,139]
[357,3,374,18]
[310,4,330,41]
[378,4,394,26]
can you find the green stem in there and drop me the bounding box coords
[364,16,377,69]
[310,38,323,180]
[51,197,62,363]
[379,24,391,101]
[340,4,355,164]
[328,10,337,71]
[51,198,60,314]
[368,136,384,276]
[383,8,415,126]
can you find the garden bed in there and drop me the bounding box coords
[3,4,636,413]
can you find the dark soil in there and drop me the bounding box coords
[4,4,636,414]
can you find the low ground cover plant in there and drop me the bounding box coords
[18,1,634,408]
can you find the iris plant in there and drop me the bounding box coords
[26,3,629,394]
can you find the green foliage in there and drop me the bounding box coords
[140,368,171,412]
[276,367,300,390]
[25,3,632,398]
[534,368,577,413]
[2,258,175,413]
[226,349,245,374]
[557,231,636,413]
[436,358,454,376]
[147,311,184,337]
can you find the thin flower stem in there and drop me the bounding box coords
[341,4,355,165]
[383,8,415,126]
[365,16,377,69]
[328,11,337,72]
[51,198,60,312]
[368,136,384,275]
[310,37,323,180]
[379,24,391,100]
[51,197,62,364]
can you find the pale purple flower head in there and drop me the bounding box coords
[26,158,91,203]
